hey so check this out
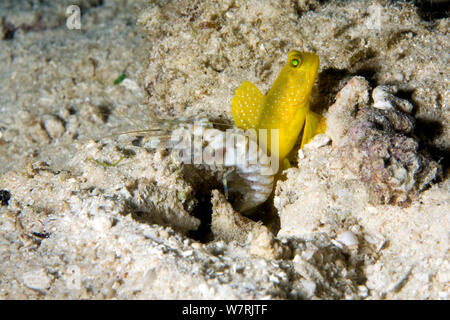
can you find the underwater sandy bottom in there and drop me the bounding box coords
[0,0,448,299]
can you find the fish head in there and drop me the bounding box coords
[284,50,320,96]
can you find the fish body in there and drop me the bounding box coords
[232,50,323,162]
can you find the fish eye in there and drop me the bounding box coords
[291,58,300,67]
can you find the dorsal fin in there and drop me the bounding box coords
[231,81,265,130]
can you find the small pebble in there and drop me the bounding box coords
[305,134,331,149]
[336,230,359,248]
[41,114,65,139]
[298,149,305,159]
[23,268,51,292]
[358,285,369,298]
[120,78,140,92]
[372,85,413,113]
[300,279,316,298]
[372,86,396,111]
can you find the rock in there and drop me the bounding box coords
[41,114,65,140]
[323,77,442,206]
[372,85,413,114]
[211,190,285,259]
[325,76,370,146]
[335,230,359,249]
[22,268,51,292]
[339,87,441,205]
[210,189,255,244]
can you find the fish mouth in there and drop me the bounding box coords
[301,52,320,70]
[302,53,320,81]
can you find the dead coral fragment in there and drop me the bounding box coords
[211,190,285,259]
[332,81,441,206]
[211,189,255,244]
[128,179,200,234]
[326,76,370,146]
[372,85,413,114]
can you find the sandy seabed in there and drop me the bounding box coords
[0,0,448,299]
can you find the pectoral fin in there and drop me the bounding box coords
[282,158,291,169]
[300,111,326,148]
[231,81,265,130]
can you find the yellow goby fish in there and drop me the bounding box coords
[232,50,324,164]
